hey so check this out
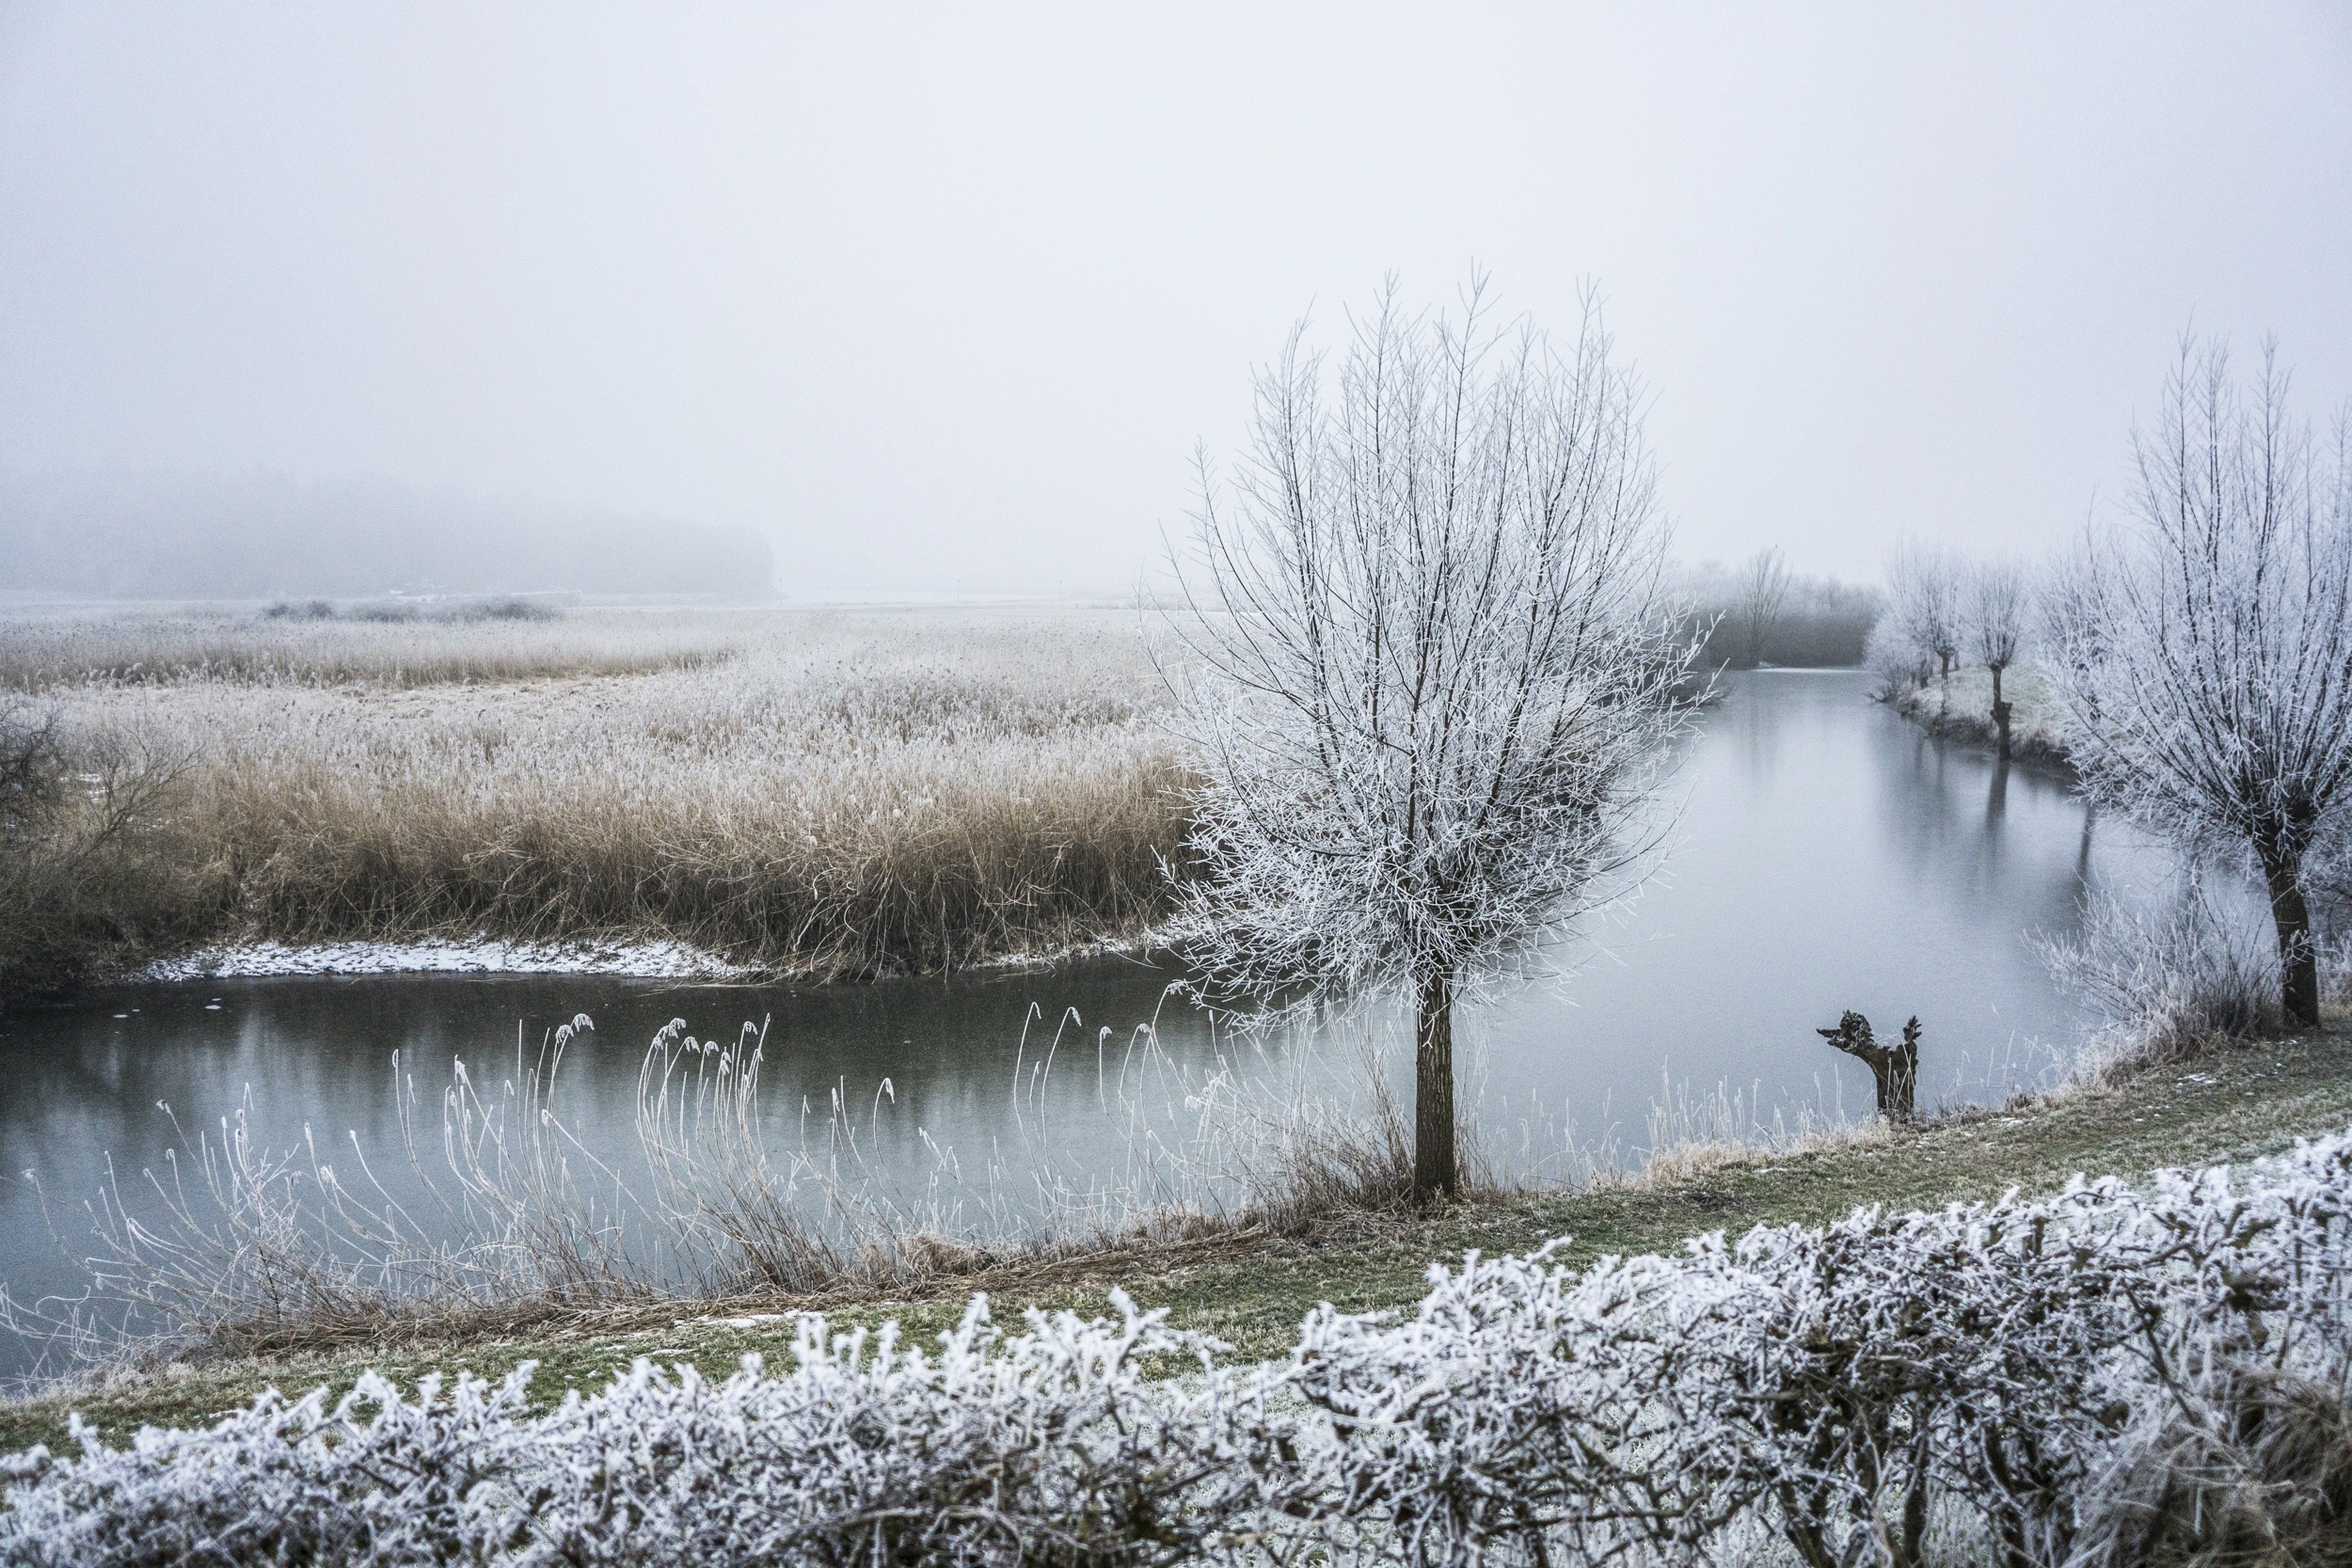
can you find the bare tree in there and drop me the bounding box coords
[1163,278,1699,1203]
[2046,335,2352,1027]
[1734,546,1791,668]
[1884,541,1963,685]
[1967,558,2028,760]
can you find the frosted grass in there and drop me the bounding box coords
[9,607,1186,978]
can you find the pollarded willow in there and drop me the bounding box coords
[1161,276,1697,1202]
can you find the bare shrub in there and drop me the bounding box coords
[1,1301,1291,1568]
[0,703,215,1004]
[2043,881,2283,1078]
[0,702,66,827]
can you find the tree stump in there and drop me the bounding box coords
[1817,1010,1920,1122]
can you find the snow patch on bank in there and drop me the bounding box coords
[968,928,1158,972]
[138,936,750,982]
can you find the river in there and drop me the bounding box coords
[0,671,2165,1378]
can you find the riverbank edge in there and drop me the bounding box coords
[6,1023,2347,1456]
[1881,681,2075,772]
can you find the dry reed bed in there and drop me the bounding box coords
[0,606,748,690]
[14,608,1189,978]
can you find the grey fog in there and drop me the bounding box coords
[3,3,2347,594]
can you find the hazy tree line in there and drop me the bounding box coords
[1680,549,1882,668]
[0,470,775,600]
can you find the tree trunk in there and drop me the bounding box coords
[1413,966,1457,1204]
[1990,663,2012,762]
[1817,1011,1919,1121]
[2262,852,2322,1028]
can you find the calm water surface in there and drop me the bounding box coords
[0,672,2166,1376]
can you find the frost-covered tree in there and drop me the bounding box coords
[1967,558,2028,760]
[2047,336,2352,1027]
[1885,540,1963,683]
[1734,546,1791,668]
[1162,279,1697,1204]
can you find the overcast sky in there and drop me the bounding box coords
[2,4,2347,596]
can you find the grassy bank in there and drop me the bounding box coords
[1,604,1187,994]
[8,1024,2346,1455]
[1884,665,2073,768]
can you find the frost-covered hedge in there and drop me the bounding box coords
[11,1129,2352,1567]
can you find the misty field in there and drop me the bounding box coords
[0,604,1185,989]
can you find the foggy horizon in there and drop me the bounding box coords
[5,4,2350,597]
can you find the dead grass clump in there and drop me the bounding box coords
[2044,879,2291,1087]
[2080,1362,2352,1568]
[1223,1065,1424,1226]
[1165,1028,1530,1230]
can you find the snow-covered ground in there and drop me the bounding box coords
[137,936,750,982]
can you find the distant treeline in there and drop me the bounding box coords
[1680,560,1882,668]
[0,470,775,601]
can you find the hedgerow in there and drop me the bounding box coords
[11,1126,2352,1566]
